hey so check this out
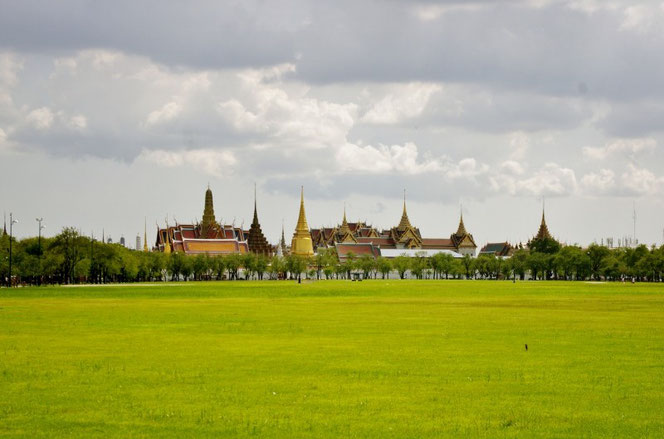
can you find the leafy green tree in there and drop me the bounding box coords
[286,255,309,281]
[461,254,474,279]
[375,257,392,279]
[527,252,547,280]
[242,253,258,279]
[529,237,561,255]
[392,255,411,279]
[255,254,268,280]
[211,255,227,280]
[50,227,86,284]
[192,253,210,280]
[410,254,429,279]
[510,249,528,280]
[356,255,375,279]
[268,255,284,280]
[168,251,185,281]
[587,244,610,280]
[225,253,243,280]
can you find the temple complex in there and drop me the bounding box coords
[155,187,249,255]
[290,187,314,256]
[311,195,477,257]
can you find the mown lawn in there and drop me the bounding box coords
[1,280,663,438]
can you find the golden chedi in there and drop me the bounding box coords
[290,187,314,256]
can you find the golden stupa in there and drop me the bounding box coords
[290,187,314,256]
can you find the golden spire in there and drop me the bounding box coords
[291,186,314,256]
[143,217,149,252]
[163,228,171,253]
[339,202,351,235]
[397,189,413,231]
[535,203,552,240]
[295,186,309,232]
[456,205,467,236]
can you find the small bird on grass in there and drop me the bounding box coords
[525,344,528,351]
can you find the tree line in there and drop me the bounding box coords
[2,227,664,286]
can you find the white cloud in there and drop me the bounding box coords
[0,52,23,88]
[620,4,664,33]
[513,163,578,197]
[581,169,616,195]
[26,107,54,130]
[582,137,656,160]
[0,127,7,150]
[68,114,87,130]
[500,160,525,175]
[509,131,530,160]
[145,101,181,126]
[488,161,577,197]
[336,142,441,175]
[445,157,489,179]
[361,83,441,124]
[139,148,237,177]
[620,164,664,195]
[217,64,357,150]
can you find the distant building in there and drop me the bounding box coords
[135,235,141,251]
[247,187,272,257]
[310,195,477,257]
[479,242,515,257]
[155,186,249,255]
[527,209,561,254]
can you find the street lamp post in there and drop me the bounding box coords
[36,218,44,285]
[8,213,18,287]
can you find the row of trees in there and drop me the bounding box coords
[3,227,664,286]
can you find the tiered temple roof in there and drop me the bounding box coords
[535,210,553,240]
[247,187,272,256]
[312,194,477,257]
[479,242,515,257]
[155,187,249,255]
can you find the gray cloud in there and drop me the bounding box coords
[2,1,663,102]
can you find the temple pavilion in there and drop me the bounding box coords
[155,186,270,256]
[310,194,478,260]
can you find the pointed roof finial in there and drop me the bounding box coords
[535,199,553,240]
[295,186,309,232]
[397,189,413,231]
[339,202,351,234]
[456,206,467,237]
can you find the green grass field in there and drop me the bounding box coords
[1,280,663,438]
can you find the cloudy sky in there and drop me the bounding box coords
[1,0,664,247]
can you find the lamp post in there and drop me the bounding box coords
[8,213,18,287]
[36,218,44,285]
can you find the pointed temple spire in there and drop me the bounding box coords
[397,189,413,231]
[200,186,217,237]
[456,205,467,237]
[535,206,553,240]
[291,186,314,256]
[247,185,271,256]
[276,220,286,257]
[339,202,351,235]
